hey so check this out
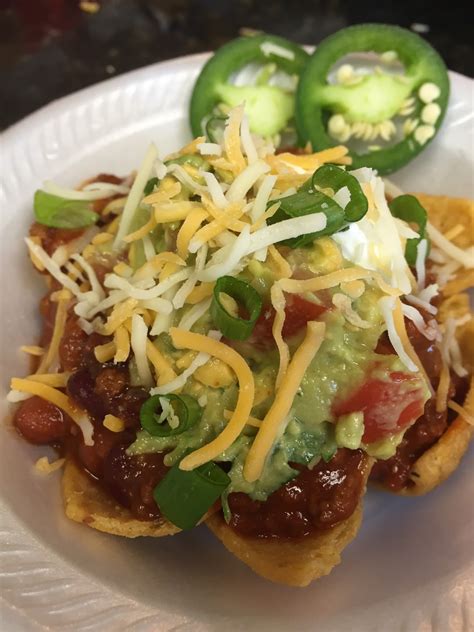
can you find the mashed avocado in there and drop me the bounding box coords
[128,240,406,502]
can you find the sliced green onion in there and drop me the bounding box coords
[268,164,369,247]
[165,154,209,170]
[205,115,227,143]
[389,194,430,265]
[34,190,99,229]
[140,394,202,437]
[211,276,263,340]
[153,460,230,530]
[311,164,368,222]
[268,189,345,247]
[144,177,159,196]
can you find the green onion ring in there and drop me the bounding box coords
[140,394,202,437]
[211,276,263,340]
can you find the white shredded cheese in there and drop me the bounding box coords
[333,186,351,210]
[379,296,418,372]
[260,41,295,60]
[201,171,228,208]
[151,331,222,395]
[178,298,213,331]
[25,238,83,297]
[240,114,258,165]
[43,180,129,201]
[198,212,327,282]
[225,160,270,203]
[197,142,222,156]
[415,238,428,289]
[113,143,159,248]
[250,174,278,222]
[130,313,154,387]
[402,304,438,340]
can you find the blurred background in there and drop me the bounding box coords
[1,0,473,130]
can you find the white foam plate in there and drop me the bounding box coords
[1,53,473,631]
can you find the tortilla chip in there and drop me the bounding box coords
[62,459,179,537]
[413,193,474,249]
[206,459,372,587]
[458,319,474,375]
[401,379,474,496]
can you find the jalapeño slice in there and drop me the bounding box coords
[296,24,449,174]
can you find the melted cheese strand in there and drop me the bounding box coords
[379,296,418,372]
[146,340,177,386]
[130,313,154,387]
[71,254,105,301]
[198,214,327,282]
[225,160,270,204]
[168,328,254,471]
[122,213,157,243]
[113,325,130,363]
[279,267,401,297]
[427,222,474,268]
[244,321,326,483]
[114,143,158,248]
[43,180,129,201]
[223,104,246,174]
[448,398,474,426]
[176,208,208,259]
[415,238,428,289]
[25,238,83,297]
[240,114,258,164]
[250,174,278,223]
[436,363,450,412]
[270,284,290,389]
[36,290,71,374]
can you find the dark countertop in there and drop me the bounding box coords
[1,0,472,130]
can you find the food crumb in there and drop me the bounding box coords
[80,1,101,14]
[411,23,430,34]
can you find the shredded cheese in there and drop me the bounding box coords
[103,414,126,432]
[270,284,289,388]
[448,399,474,426]
[244,321,326,482]
[415,239,428,289]
[436,363,450,412]
[176,208,208,259]
[332,293,371,329]
[130,313,153,387]
[427,222,474,268]
[20,345,44,356]
[25,238,83,297]
[35,456,66,474]
[223,104,246,174]
[167,328,254,471]
[113,325,130,363]
[146,339,177,386]
[224,409,262,428]
[113,143,158,248]
[36,290,71,374]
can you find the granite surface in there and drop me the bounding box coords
[1,0,472,130]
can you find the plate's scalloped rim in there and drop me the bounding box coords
[1,54,473,631]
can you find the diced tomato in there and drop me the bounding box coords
[334,372,426,443]
[252,294,328,344]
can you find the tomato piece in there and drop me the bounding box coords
[334,373,426,443]
[252,294,328,343]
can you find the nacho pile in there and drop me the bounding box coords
[8,105,473,585]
